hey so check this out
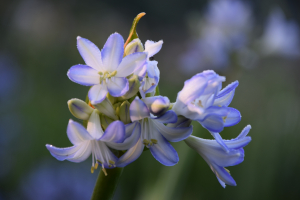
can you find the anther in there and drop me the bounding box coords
[143,139,150,145]
[197,100,203,107]
[102,165,108,176]
[109,160,115,165]
[94,162,99,170]
[97,159,102,164]
[91,166,95,174]
[151,139,158,144]
[222,116,227,123]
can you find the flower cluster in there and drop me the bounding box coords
[46,16,251,188]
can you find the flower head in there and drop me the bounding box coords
[67,33,147,104]
[184,125,251,188]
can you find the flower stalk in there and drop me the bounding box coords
[91,167,124,200]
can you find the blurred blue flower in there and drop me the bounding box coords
[260,8,300,57]
[173,70,241,151]
[180,0,253,73]
[185,125,251,188]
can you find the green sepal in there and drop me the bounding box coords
[100,114,114,130]
[124,13,146,48]
[155,85,160,96]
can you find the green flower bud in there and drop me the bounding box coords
[124,38,144,56]
[100,114,114,130]
[93,98,118,120]
[119,101,131,124]
[68,98,93,120]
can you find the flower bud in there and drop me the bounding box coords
[119,101,131,124]
[93,98,118,120]
[100,114,114,130]
[124,38,144,56]
[142,96,170,116]
[68,98,93,120]
[118,75,140,100]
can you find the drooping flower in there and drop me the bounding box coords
[67,33,147,104]
[46,110,139,174]
[173,70,241,151]
[127,96,193,166]
[184,125,251,188]
[125,38,163,97]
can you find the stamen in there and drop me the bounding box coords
[222,116,227,123]
[151,139,158,144]
[197,100,203,107]
[149,141,153,146]
[224,168,230,174]
[97,159,102,164]
[143,139,150,145]
[98,71,103,75]
[94,162,99,170]
[102,164,108,176]
[91,166,95,174]
[109,160,115,165]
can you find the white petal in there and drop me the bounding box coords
[67,119,93,145]
[116,52,147,77]
[88,84,108,104]
[144,40,163,58]
[67,65,100,86]
[87,110,104,139]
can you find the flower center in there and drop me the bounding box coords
[98,70,117,83]
[141,118,158,148]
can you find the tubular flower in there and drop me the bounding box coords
[46,110,138,174]
[128,96,193,166]
[67,33,147,104]
[173,70,241,150]
[184,125,252,188]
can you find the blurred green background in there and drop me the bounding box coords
[1,0,300,199]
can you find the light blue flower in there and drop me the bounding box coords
[67,33,147,104]
[125,39,163,97]
[184,125,251,188]
[260,8,300,57]
[173,70,241,150]
[127,96,193,166]
[46,110,139,172]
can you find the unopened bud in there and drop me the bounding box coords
[100,114,114,130]
[143,96,170,116]
[118,75,140,100]
[124,38,144,56]
[119,101,131,124]
[93,98,118,120]
[68,98,93,120]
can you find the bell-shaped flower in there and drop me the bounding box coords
[127,96,193,166]
[67,33,147,104]
[125,39,163,97]
[46,110,127,173]
[184,125,251,188]
[173,70,241,148]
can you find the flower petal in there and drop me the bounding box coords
[101,33,124,71]
[149,133,179,166]
[67,65,100,86]
[144,40,163,57]
[152,119,193,142]
[106,122,141,150]
[151,110,177,124]
[87,110,103,139]
[88,84,108,104]
[99,120,125,143]
[117,139,144,167]
[143,96,170,116]
[224,107,241,127]
[200,114,224,133]
[210,132,229,152]
[146,61,159,79]
[214,81,239,107]
[116,52,147,77]
[77,36,105,71]
[67,142,92,163]
[67,119,93,145]
[130,98,150,121]
[106,77,129,97]
[211,164,237,186]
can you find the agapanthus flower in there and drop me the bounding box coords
[173,70,241,150]
[128,96,193,166]
[184,125,251,188]
[125,39,163,97]
[46,110,139,174]
[67,33,147,104]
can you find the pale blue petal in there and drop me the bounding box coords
[67,119,93,145]
[212,164,237,186]
[153,119,193,142]
[117,139,144,167]
[101,33,124,71]
[77,36,105,71]
[167,115,192,128]
[200,114,224,133]
[88,84,108,104]
[151,110,177,124]
[106,77,129,97]
[214,81,239,107]
[106,122,141,150]
[67,65,99,86]
[87,110,103,139]
[217,177,226,188]
[146,61,159,78]
[144,40,163,57]
[225,137,252,149]
[236,125,252,139]
[116,52,147,77]
[149,133,179,166]
[130,98,150,121]
[134,64,147,80]
[67,142,92,163]
[210,132,229,152]
[224,108,241,127]
[99,121,125,143]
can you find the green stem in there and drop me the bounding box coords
[91,167,124,200]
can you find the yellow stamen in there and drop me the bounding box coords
[94,162,99,170]
[109,160,115,165]
[102,167,108,176]
[143,139,150,145]
[222,116,227,123]
[151,139,158,144]
[91,166,95,174]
